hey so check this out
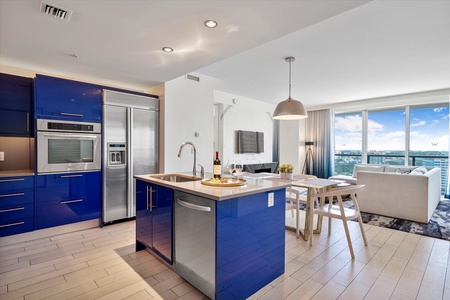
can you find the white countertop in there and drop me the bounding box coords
[134,172,293,201]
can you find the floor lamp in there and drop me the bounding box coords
[302,141,314,174]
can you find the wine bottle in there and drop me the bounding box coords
[213,151,221,179]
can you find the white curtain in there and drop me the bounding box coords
[305,109,335,179]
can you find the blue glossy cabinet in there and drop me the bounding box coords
[0,176,35,237]
[215,189,285,299]
[0,73,33,137]
[173,188,285,300]
[136,180,173,264]
[35,171,101,229]
[35,74,102,122]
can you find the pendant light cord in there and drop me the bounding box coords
[288,59,292,101]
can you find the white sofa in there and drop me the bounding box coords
[330,164,442,223]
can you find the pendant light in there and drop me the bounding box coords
[273,57,308,120]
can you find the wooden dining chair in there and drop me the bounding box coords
[286,186,308,238]
[309,184,368,258]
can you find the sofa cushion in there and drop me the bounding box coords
[385,165,416,173]
[352,165,385,178]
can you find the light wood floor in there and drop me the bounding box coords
[1,218,450,300]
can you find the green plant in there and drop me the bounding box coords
[278,163,294,173]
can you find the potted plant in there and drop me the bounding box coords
[278,163,294,179]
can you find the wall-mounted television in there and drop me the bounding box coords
[237,130,264,154]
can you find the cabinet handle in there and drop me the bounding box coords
[60,112,84,117]
[146,186,150,211]
[0,207,25,213]
[0,193,25,198]
[0,222,25,228]
[26,112,30,132]
[148,186,156,212]
[0,178,25,183]
[60,174,83,178]
[60,199,83,204]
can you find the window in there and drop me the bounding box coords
[409,105,449,194]
[334,103,449,195]
[334,113,362,176]
[367,109,405,165]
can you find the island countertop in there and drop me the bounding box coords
[134,172,291,201]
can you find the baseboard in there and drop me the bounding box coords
[0,219,101,246]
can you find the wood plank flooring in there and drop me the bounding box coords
[1,218,450,300]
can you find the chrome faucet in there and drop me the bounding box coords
[177,141,197,177]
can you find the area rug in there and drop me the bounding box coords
[345,199,450,241]
[299,199,450,240]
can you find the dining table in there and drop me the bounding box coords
[291,178,340,240]
[244,173,339,241]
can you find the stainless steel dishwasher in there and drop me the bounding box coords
[174,190,216,299]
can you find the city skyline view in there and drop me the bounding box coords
[335,106,449,153]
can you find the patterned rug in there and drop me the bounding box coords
[350,199,450,241]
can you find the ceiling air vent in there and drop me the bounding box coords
[186,74,200,83]
[40,1,73,21]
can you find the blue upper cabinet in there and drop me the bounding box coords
[0,73,33,137]
[35,74,102,122]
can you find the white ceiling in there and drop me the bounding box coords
[1,0,449,108]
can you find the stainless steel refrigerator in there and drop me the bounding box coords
[102,90,159,223]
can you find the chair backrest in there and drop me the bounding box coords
[312,184,365,199]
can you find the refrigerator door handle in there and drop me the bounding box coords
[127,108,133,218]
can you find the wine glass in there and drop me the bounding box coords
[234,160,243,177]
[226,160,235,177]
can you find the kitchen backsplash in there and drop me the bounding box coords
[0,137,34,171]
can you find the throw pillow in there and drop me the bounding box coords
[352,165,385,178]
[395,168,411,174]
[409,166,428,175]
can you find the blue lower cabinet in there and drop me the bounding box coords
[35,171,101,229]
[136,180,173,265]
[215,189,285,300]
[35,195,101,229]
[0,176,35,237]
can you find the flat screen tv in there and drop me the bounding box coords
[237,130,264,154]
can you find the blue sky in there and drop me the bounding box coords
[335,105,449,152]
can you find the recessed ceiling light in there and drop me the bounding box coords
[162,47,173,53]
[204,20,218,28]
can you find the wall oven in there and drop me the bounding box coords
[37,119,101,173]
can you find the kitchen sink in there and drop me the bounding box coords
[150,174,203,182]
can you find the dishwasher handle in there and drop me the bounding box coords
[176,197,211,212]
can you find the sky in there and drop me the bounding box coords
[335,105,449,152]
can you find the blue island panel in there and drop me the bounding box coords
[216,189,285,300]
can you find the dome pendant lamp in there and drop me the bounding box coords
[273,57,308,120]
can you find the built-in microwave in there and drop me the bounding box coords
[36,119,101,173]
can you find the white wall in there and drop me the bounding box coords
[214,91,276,167]
[278,119,306,174]
[163,73,215,173]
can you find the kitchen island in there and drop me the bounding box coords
[134,173,290,300]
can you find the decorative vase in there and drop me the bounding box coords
[286,173,293,180]
[280,172,286,178]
